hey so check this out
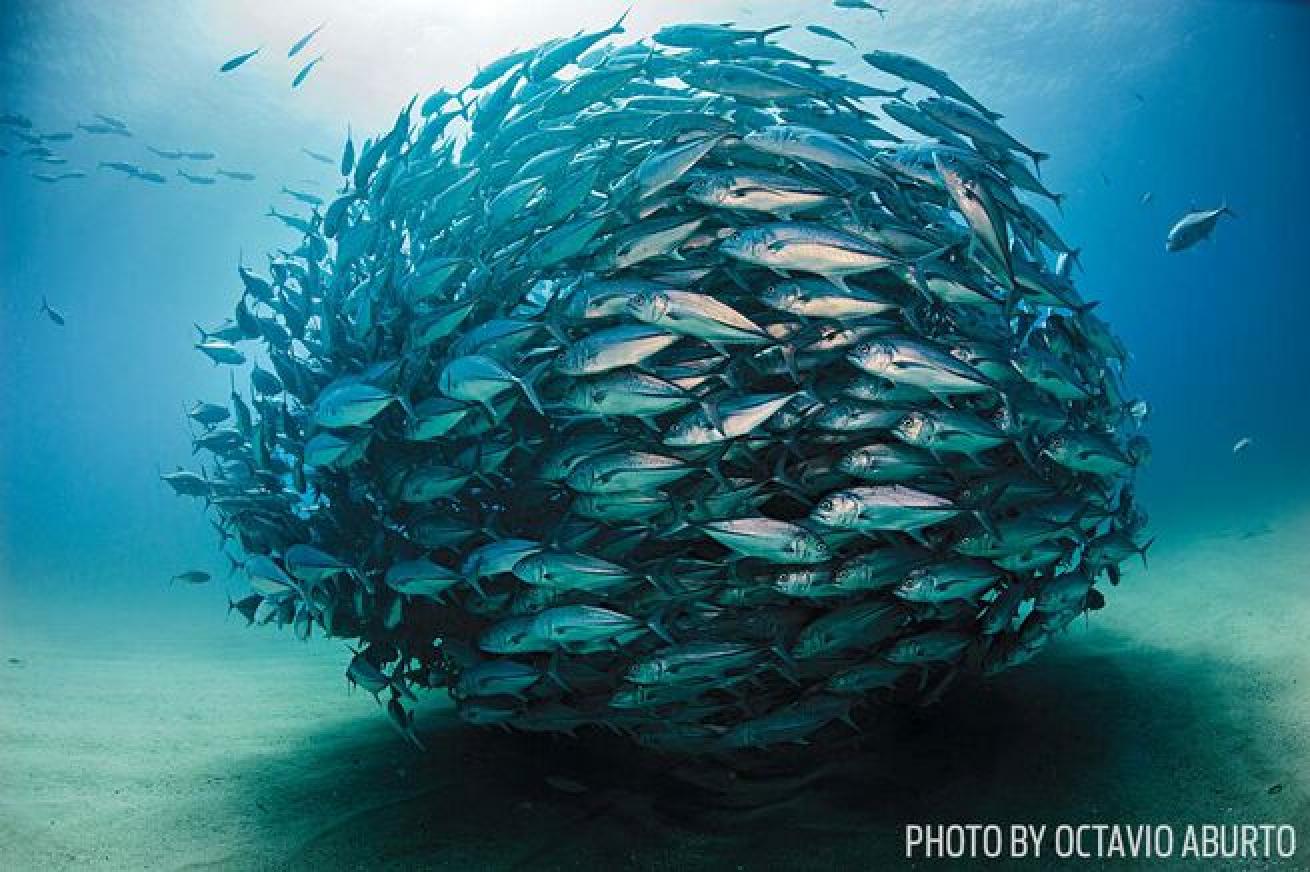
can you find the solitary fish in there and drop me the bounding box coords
[288,22,326,58]
[1232,436,1252,455]
[219,47,261,73]
[835,0,887,14]
[805,25,856,49]
[1165,204,1234,252]
[292,54,325,88]
[39,296,65,326]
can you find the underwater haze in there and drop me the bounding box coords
[1,1,1308,869]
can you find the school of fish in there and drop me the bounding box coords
[165,18,1153,753]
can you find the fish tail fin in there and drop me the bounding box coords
[394,392,416,421]
[698,396,725,436]
[1052,192,1066,214]
[647,607,675,644]
[657,498,690,538]
[611,6,631,33]
[545,651,571,692]
[517,358,551,416]
[1062,247,1083,275]
[891,86,909,102]
[771,450,805,500]
[1137,537,1155,569]
[770,640,801,685]
[757,24,790,41]
[965,479,1008,539]
[647,557,686,596]
[542,308,570,345]
[703,442,732,489]
[479,508,506,542]
[193,322,210,340]
[1221,202,1237,219]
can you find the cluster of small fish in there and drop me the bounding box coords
[0,109,269,189]
[168,19,1152,753]
[3,20,331,191]
[219,21,327,88]
[1,111,124,184]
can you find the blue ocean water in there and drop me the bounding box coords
[2,1,1306,619]
[0,3,1308,865]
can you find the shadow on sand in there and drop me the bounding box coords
[197,630,1302,871]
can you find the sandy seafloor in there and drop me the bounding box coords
[2,495,1307,871]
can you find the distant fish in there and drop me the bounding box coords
[0,112,33,128]
[77,122,131,137]
[178,169,216,185]
[834,0,887,15]
[282,185,323,206]
[41,131,74,142]
[40,296,65,326]
[1166,203,1234,252]
[32,172,58,183]
[806,25,856,48]
[1232,436,1252,455]
[340,126,355,176]
[21,145,54,158]
[95,113,129,129]
[1132,91,1145,104]
[99,160,140,175]
[171,570,212,585]
[220,47,261,72]
[133,169,167,184]
[148,145,186,160]
[1140,191,1153,206]
[288,22,326,58]
[301,147,334,164]
[292,54,324,88]
[182,150,216,161]
[36,156,68,164]
[216,168,256,181]
[267,206,316,234]
[55,171,85,180]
